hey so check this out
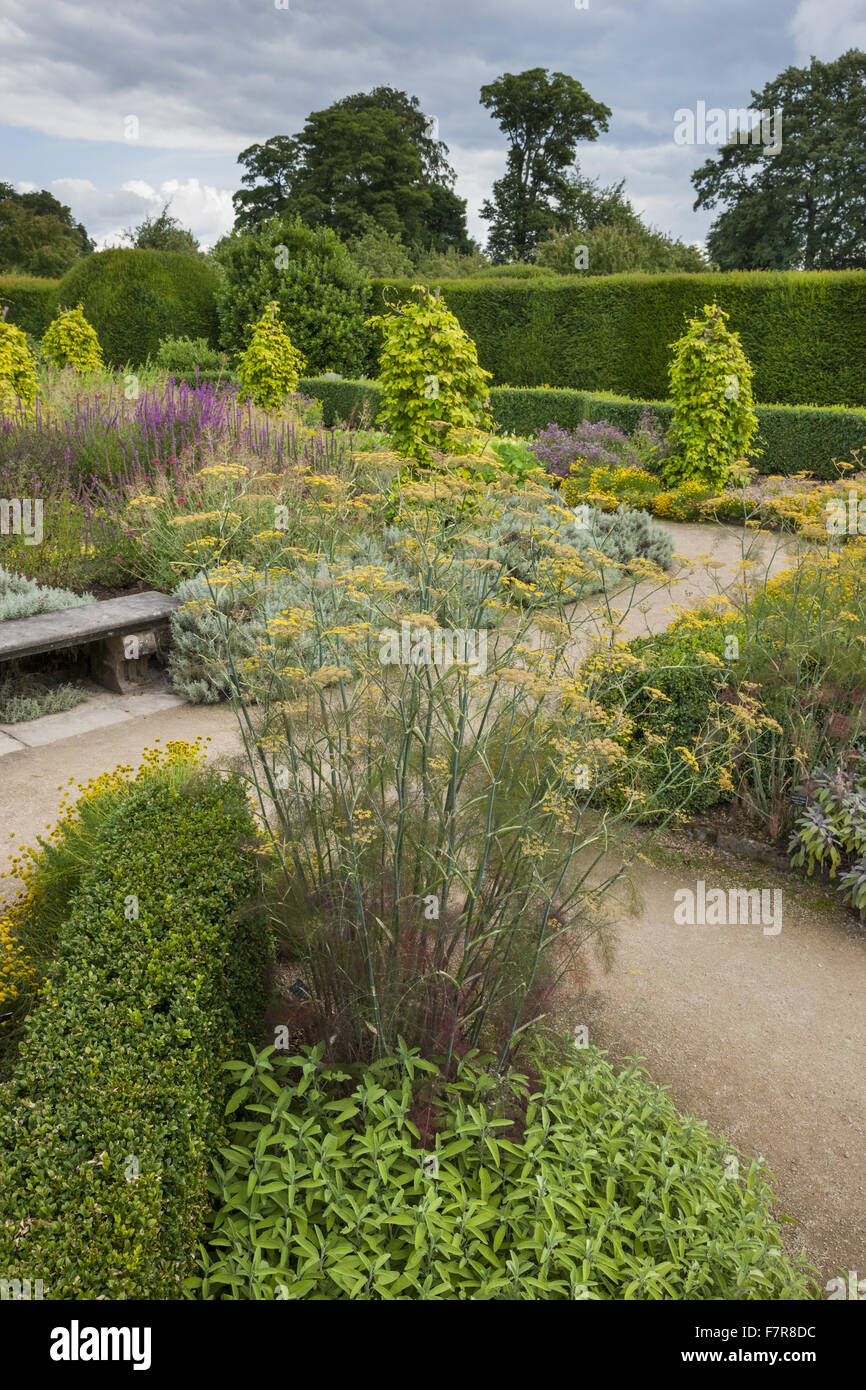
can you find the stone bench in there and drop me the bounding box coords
[0,592,180,694]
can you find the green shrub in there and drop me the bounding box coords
[368,286,492,462]
[594,613,738,817]
[0,762,270,1299]
[299,376,383,427]
[188,1043,816,1300]
[216,218,372,376]
[236,303,306,411]
[481,497,674,601]
[664,303,759,489]
[41,304,103,373]
[0,318,38,416]
[0,674,87,724]
[370,269,866,407]
[0,276,58,338]
[168,549,403,703]
[54,249,220,366]
[156,335,228,374]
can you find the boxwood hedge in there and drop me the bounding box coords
[0,765,270,1299]
[54,249,220,367]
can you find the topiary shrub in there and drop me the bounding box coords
[369,285,492,463]
[216,217,373,376]
[41,303,103,372]
[0,315,38,417]
[188,1043,817,1300]
[236,302,306,411]
[54,249,220,366]
[664,302,759,489]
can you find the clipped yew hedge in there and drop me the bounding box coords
[0,275,59,338]
[371,270,866,408]
[54,249,220,367]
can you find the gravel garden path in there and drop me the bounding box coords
[3,519,858,1293]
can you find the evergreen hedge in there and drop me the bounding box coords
[0,766,270,1299]
[299,377,866,479]
[370,270,866,408]
[54,249,220,367]
[0,275,58,338]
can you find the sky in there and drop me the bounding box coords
[1,0,864,251]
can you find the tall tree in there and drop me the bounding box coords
[0,183,92,277]
[479,69,611,262]
[692,49,866,269]
[122,203,200,255]
[233,88,470,252]
[534,165,709,275]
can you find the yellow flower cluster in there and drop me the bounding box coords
[169,511,242,528]
[198,462,250,480]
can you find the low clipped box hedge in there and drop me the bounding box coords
[54,249,220,367]
[300,377,866,479]
[371,270,866,408]
[0,275,58,338]
[0,763,270,1299]
[190,1044,816,1300]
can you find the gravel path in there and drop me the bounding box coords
[577,832,865,1291]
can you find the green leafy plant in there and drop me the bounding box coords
[188,1042,817,1301]
[216,217,372,376]
[664,302,759,489]
[0,314,38,415]
[236,302,306,411]
[54,248,220,367]
[368,286,492,462]
[0,672,87,724]
[41,303,103,373]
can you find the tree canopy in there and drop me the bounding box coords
[534,167,709,275]
[233,88,471,253]
[479,69,611,263]
[122,203,201,256]
[0,183,93,277]
[692,49,866,269]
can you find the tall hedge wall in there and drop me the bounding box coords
[0,275,59,338]
[54,249,220,367]
[369,270,866,408]
[299,377,866,481]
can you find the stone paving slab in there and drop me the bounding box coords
[0,684,187,751]
[0,730,23,757]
